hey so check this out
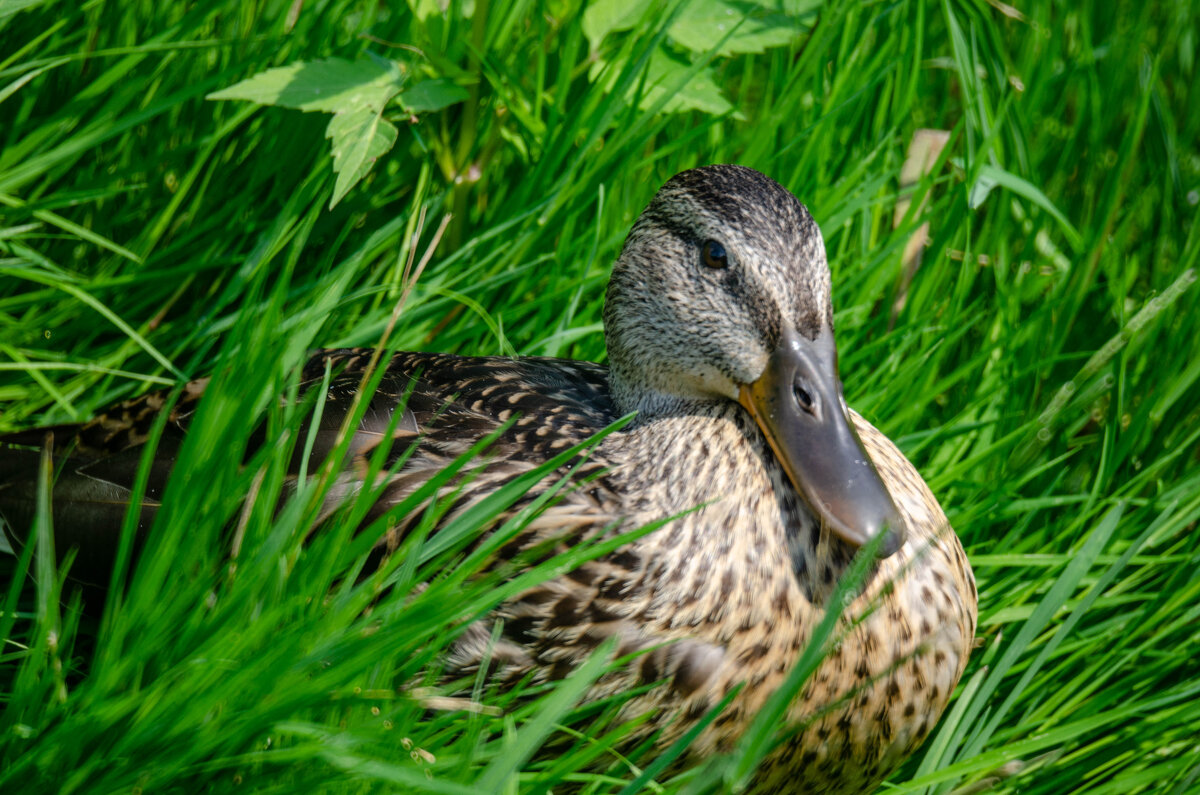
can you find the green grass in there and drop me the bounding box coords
[1,0,1198,792]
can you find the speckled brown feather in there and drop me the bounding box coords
[0,350,623,584]
[0,165,976,795]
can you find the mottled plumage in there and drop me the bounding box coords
[0,165,976,794]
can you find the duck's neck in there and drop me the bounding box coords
[606,378,864,612]
[607,368,735,422]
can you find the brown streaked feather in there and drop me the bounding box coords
[0,350,621,585]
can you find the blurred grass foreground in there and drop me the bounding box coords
[1,1,1198,793]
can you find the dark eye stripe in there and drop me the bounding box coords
[722,265,783,350]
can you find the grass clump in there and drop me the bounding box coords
[1,0,1198,793]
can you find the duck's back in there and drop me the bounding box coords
[0,349,624,585]
[297,348,619,463]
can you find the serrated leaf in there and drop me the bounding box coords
[669,0,815,57]
[325,107,399,208]
[399,79,469,114]
[208,57,405,114]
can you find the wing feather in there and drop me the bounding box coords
[0,349,623,586]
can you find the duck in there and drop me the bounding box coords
[0,165,977,794]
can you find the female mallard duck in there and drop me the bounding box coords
[0,165,976,794]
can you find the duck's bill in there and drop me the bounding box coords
[738,327,904,557]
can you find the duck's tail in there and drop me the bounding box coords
[0,429,167,586]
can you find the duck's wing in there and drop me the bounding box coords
[296,349,625,547]
[0,348,623,586]
[1,351,725,702]
[298,348,618,473]
[0,376,208,582]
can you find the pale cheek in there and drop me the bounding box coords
[681,348,768,401]
[677,365,740,401]
[734,348,769,387]
[691,314,770,390]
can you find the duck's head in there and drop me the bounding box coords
[604,164,904,556]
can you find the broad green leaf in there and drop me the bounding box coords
[584,0,819,56]
[399,78,469,113]
[669,0,815,56]
[581,0,654,50]
[591,48,734,116]
[207,57,404,114]
[652,50,735,115]
[325,107,399,208]
[582,0,815,117]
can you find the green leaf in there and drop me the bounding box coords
[325,107,399,208]
[399,78,469,113]
[591,48,734,116]
[583,0,817,116]
[583,0,818,56]
[581,0,654,50]
[207,57,404,114]
[669,0,816,57]
[208,57,417,208]
[652,50,734,115]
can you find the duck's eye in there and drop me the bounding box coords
[793,377,819,417]
[701,239,729,269]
